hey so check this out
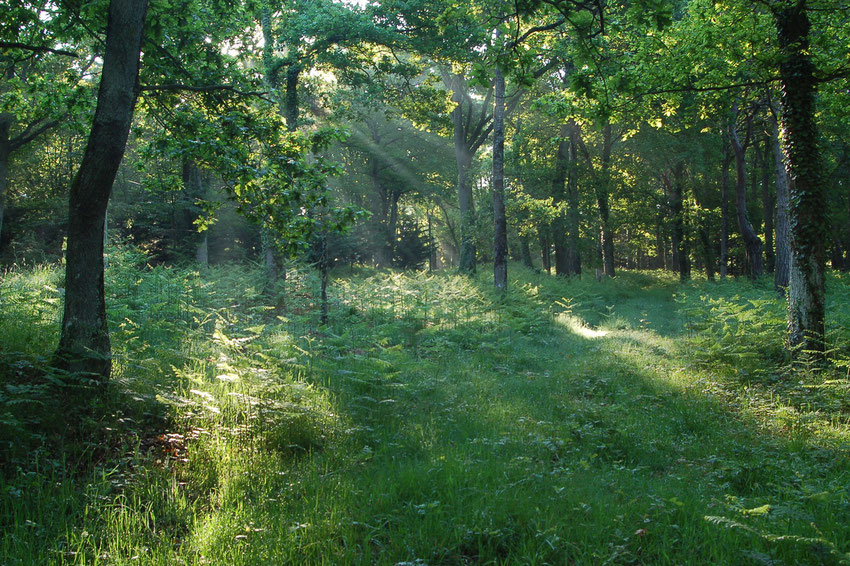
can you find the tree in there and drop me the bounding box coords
[54,0,149,380]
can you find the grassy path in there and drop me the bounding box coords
[182,271,849,564]
[2,265,849,564]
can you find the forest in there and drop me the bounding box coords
[2,0,850,563]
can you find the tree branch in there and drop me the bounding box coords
[140,83,271,101]
[10,117,64,151]
[0,41,78,58]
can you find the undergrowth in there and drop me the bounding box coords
[1,251,849,564]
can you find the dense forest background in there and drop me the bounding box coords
[2,0,850,564]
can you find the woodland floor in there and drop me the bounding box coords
[1,256,850,564]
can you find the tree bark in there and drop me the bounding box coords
[552,124,571,276]
[729,116,764,279]
[720,142,731,278]
[775,3,827,354]
[598,123,615,277]
[575,122,615,276]
[756,139,775,273]
[566,122,582,276]
[492,67,508,293]
[539,227,551,274]
[54,0,148,381]
[670,162,690,281]
[0,135,8,248]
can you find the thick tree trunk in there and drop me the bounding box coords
[54,0,148,381]
[729,119,764,279]
[720,143,731,278]
[775,4,827,354]
[492,68,507,293]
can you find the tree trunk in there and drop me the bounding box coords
[319,233,329,325]
[54,0,148,381]
[284,65,300,131]
[720,143,731,278]
[552,124,571,276]
[539,227,551,274]
[262,227,279,286]
[757,139,775,273]
[729,118,764,279]
[0,137,8,249]
[671,162,690,281]
[196,234,209,267]
[566,123,582,276]
[598,123,615,277]
[775,3,827,354]
[520,236,533,269]
[492,68,507,293]
[456,141,476,272]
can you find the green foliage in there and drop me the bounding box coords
[3,259,850,563]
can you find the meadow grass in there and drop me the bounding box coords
[1,254,849,564]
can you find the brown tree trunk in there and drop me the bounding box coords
[492,67,507,293]
[775,3,827,354]
[729,116,764,279]
[55,0,148,381]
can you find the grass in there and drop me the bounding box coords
[1,252,849,564]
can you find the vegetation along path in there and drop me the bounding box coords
[2,262,850,564]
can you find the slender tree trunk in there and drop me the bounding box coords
[671,163,690,281]
[566,123,582,276]
[262,227,278,285]
[729,119,764,279]
[55,0,148,381]
[655,217,666,269]
[720,143,731,278]
[428,211,437,271]
[456,142,476,272]
[0,138,8,248]
[775,4,827,354]
[770,119,791,289]
[552,124,571,276]
[284,65,300,131]
[598,124,615,277]
[319,233,329,325]
[196,234,209,267]
[492,68,507,293]
[520,236,533,268]
[539,227,551,274]
[757,139,775,273]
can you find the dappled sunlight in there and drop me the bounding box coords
[555,312,609,339]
